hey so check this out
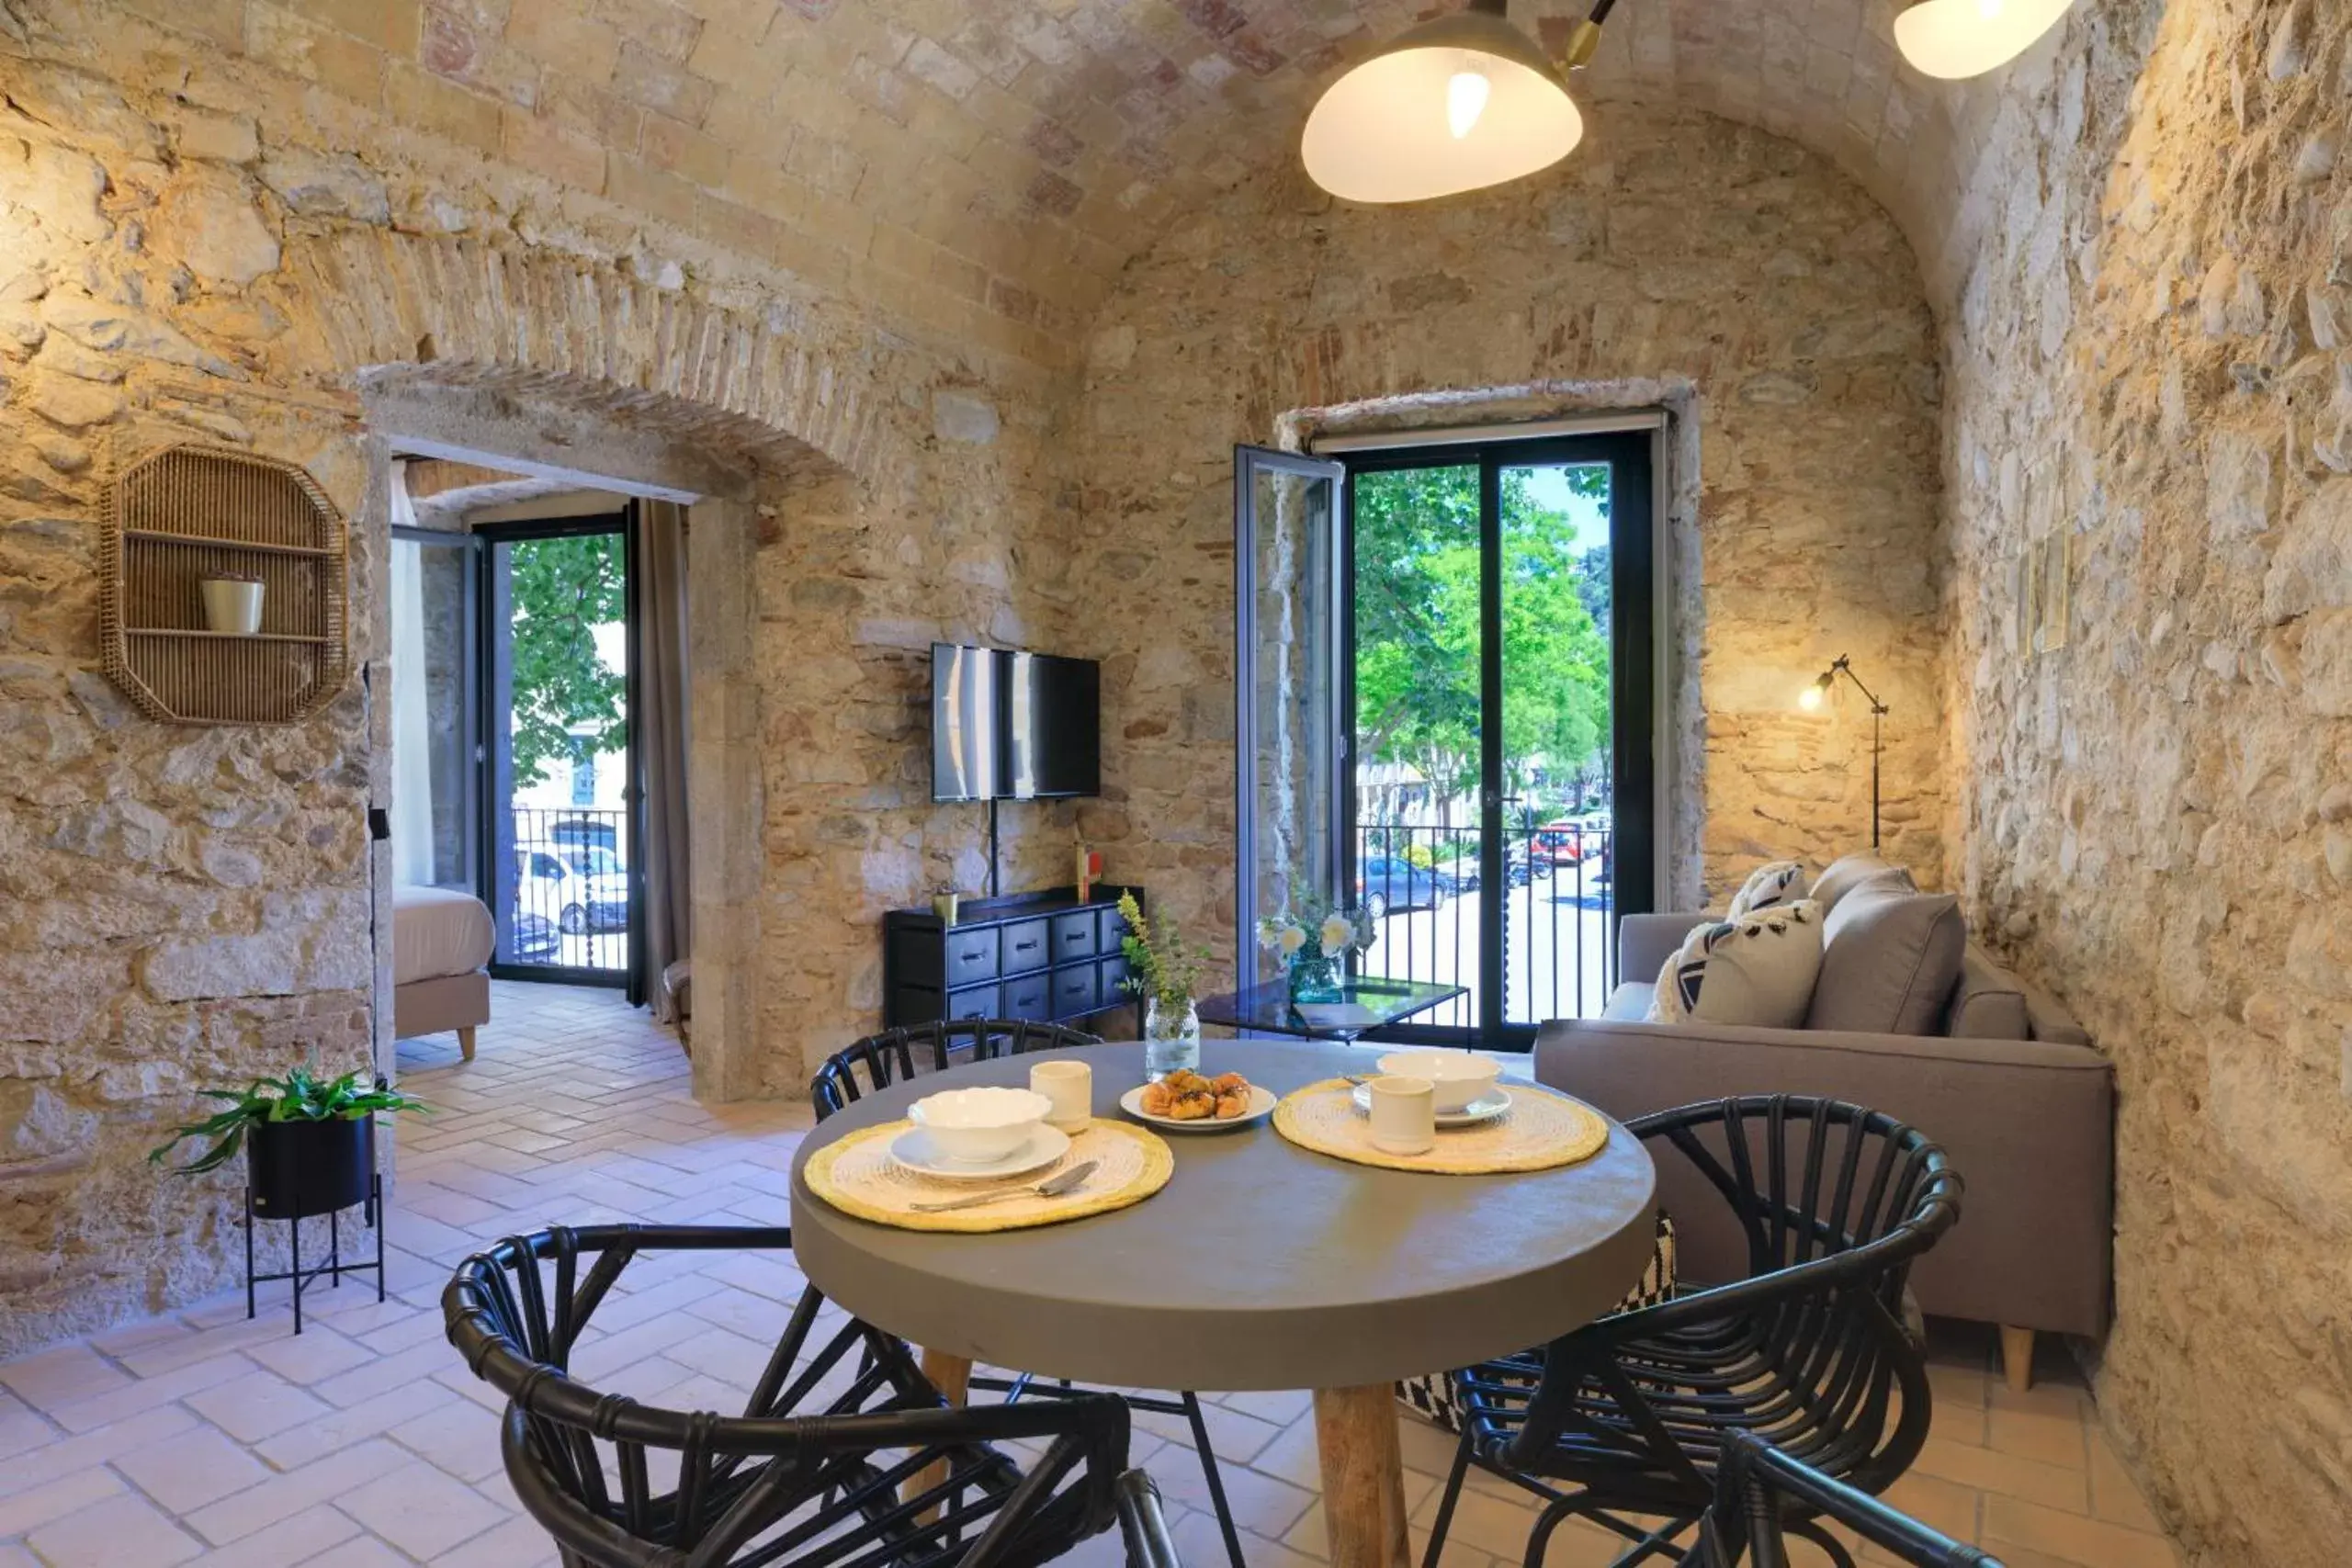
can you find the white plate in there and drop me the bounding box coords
[1119,1083,1278,1132]
[889,1122,1070,1181]
[1351,1082,1512,1128]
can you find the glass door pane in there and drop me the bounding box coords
[1348,463,1482,1032]
[482,526,633,980]
[388,533,477,893]
[1498,461,1616,1025]
[1235,448,1345,987]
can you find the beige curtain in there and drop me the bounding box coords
[639,500,693,1023]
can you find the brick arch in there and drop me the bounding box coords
[283,229,883,482]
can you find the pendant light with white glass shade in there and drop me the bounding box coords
[1300,0,1610,204]
[1301,0,2080,206]
[1893,0,2077,80]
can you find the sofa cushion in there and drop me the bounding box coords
[1944,944,2031,1040]
[1805,881,1964,1036]
[1650,902,1825,1030]
[1810,852,1914,914]
[1602,981,1656,1021]
[1727,860,1808,918]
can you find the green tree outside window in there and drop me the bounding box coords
[508,534,627,788]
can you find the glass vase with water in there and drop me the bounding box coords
[1143,996,1201,1081]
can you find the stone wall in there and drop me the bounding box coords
[1940,0,2352,1560]
[0,5,1073,1354]
[1060,103,1948,984]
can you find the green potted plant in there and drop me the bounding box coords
[149,1066,427,1219]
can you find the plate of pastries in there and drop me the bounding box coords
[1118,1068,1277,1132]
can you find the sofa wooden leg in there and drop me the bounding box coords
[458,1025,477,1063]
[1999,1325,2035,1393]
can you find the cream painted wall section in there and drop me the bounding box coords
[1060,103,1947,983]
[1941,0,2352,1561]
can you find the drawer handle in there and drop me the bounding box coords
[1013,939,1039,953]
[958,950,983,964]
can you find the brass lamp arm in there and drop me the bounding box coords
[1824,655,1890,716]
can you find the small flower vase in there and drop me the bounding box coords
[1143,996,1201,1082]
[1286,940,1343,1004]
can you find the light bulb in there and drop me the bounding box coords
[1446,67,1491,140]
[1894,0,2075,80]
[1799,684,1824,711]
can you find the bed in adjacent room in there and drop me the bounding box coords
[394,884,494,1060]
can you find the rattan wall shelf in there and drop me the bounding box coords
[100,445,351,726]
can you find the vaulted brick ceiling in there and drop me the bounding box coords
[190,0,2010,354]
[683,0,1993,322]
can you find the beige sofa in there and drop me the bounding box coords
[1535,908,2112,1391]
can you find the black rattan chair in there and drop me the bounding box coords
[1690,1429,2004,1567]
[1423,1095,1963,1568]
[811,1023,1247,1568]
[445,1223,1132,1568]
[808,1020,1105,1118]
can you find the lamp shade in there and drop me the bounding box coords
[1893,0,2075,80]
[1302,6,1583,204]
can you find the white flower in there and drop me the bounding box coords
[1277,924,1307,955]
[1320,915,1356,953]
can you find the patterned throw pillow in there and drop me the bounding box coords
[1727,859,1809,918]
[1646,901,1826,1029]
[1395,1211,1679,1432]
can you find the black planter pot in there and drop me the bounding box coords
[246,1115,376,1220]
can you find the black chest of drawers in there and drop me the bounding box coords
[882,885,1141,1032]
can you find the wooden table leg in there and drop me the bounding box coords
[1314,1384,1410,1568]
[907,1348,974,1513]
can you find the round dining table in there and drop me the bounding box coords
[788,1040,1658,1568]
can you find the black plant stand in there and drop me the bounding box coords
[242,1116,386,1336]
[244,1174,383,1335]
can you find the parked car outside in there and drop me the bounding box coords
[1530,814,1613,873]
[549,816,620,856]
[516,845,628,935]
[508,910,560,961]
[1356,854,1458,919]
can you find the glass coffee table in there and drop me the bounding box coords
[1194,977,1469,1042]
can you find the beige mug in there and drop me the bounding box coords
[1367,1074,1436,1156]
[1030,1059,1092,1134]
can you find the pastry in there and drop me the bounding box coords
[1138,1067,1256,1121]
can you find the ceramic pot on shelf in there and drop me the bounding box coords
[199,576,266,635]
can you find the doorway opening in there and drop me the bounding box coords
[390,479,650,998]
[1235,431,1657,1049]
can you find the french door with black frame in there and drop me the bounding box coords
[1236,434,1655,1052]
[474,510,647,1000]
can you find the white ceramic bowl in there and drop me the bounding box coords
[907,1086,1053,1164]
[1375,1051,1503,1114]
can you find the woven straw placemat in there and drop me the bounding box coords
[803,1119,1174,1234]
[1272,1078,1611,1175]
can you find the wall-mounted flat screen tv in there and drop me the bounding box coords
[931,643,1100,803]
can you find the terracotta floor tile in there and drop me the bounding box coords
[2087,1427,2169,1533]
[0,985,2197,1568]
[29,1492,205,1565]
[1984,1495,2186,1567]
[1913,1432,2089,1514]
[115,1424,275,1512]
[0,1470,124,1538]
[335,1459,511,1558]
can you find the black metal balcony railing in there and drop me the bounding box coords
[506,807,628,974]
[1351,820,1618,1033]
